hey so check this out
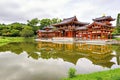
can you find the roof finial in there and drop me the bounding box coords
[102,13,106,17]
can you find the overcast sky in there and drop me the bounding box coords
[0,0,120,25]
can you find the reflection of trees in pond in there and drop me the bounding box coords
[0,42,39,59]
[0,42,119,68]
[112,44,120,65]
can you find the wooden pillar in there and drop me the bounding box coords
[86,34,87,40]
[95,34,97,40]
[66,31,68,37]
[82,31,83,40]
[96,34,98,40]
[94,35,96,40]
[70,31,71,37]
[71,31,72,37]
[101,31,103,40]
[106,33,108,40]
[90,32,92,40]
[64,31,66,37]
[69,31,71,37]
[68,31,70,37]
[59,32,61,37]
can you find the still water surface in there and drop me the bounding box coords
[0,42,120,80]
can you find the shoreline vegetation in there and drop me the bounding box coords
[114,37,120,41]
[63,68,120,80]
[0,37,34,46]
[0,37,120,47]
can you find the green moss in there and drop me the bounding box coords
[63,68,120,80]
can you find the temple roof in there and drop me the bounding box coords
[88,22,114,28]
[93,16,115,21]
[43,25,55,30]
[52,16,89,27]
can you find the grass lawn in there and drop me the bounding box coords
[0,37,34,46]
[63,68,120,80]
[115,37,120,41]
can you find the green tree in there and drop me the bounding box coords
[39,18,61,29]
[0,24,5,36]
[1,25,11,36]
[68,67,76,78]
[10,29,20,37]
[20,26,34,37]
[51,18,62,24]
[116,13,120,34]
[40,18,51,29]
[10,22,24,31]
[27,18,40,34]
[27,18,40,26]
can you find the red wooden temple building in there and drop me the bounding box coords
[37,16,115,40]
[90,16,115,40]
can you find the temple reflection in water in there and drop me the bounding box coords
[0,42,120,68]
[37,42,115,68]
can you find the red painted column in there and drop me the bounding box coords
[68,31,70,37]
[101,31,103,40]
[71,31,72,37]
[90,32,92,40]
[69,31,71,37]
[107,33,108,40]
[82,32,83,40]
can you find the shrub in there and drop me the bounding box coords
[20,26,34,37]
[111,75,120,80]
[68,67,76,78]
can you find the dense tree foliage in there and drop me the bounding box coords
[114,13,120,34]
[27,18,40,34]
[0,18,61,37]
[40,19,51,29]
[0,23,25,37]
[20,26,34,37]
[40,18,61,29]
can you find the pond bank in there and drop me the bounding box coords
[63,68,120,80]
[0,37,34,46]
[35,38,120,45]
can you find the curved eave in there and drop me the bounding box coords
[52,21,72,27]
[73,21,89,26]
[88,22,113,28]
[93,16,115,21]
[93,19,115,22]
[52,21,89,27]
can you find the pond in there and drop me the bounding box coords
[0,41,120,80]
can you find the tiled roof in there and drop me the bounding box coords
[93,16,115,21]
[52,16,89,26]
[88,22,114,28]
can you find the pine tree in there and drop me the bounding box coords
[116,13,120,34]
[116,13,120,26]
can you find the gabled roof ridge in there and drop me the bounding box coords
[63,16,77,21]
[93,16,115,21]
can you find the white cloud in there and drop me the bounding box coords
[0,0,119,25]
